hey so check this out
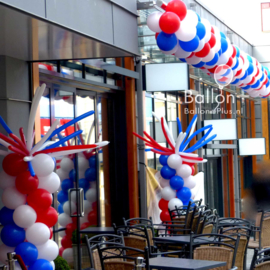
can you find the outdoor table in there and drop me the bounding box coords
[153,235,214,246]
[149,257,226,270]
[80,227,115,234]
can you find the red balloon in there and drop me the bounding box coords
[187,52,194,59]
[27,189,52,210]
[158,199,169,211]
[160,210,171,222]
[235,69,242,77]
[87,211,97,226]
[208,66,218,73]
[248,77,256,85]
[61,235,72,249]
[81,222,91,230]
[183,161,195,166]
[191,166,195,176]
[66,223,76,237]
[15,171,39,194]
[211,27,215,34]
[155,33,159,39]
[36,207,58,228]
[232,46,237,58]
[59,247,64,257]
[2,154,28,176]
[226,57,233,67]
[72,213,78,224]
[166,0,187,20]
[195,43,210,58]
[159,12,181,34]
[49,227,53,239]
[92,201,97,212]
[208,34,216,48]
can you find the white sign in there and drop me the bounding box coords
[239,138,266,156]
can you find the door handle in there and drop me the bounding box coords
[68,188,84,217]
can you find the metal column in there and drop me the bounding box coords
[136,59,147,218]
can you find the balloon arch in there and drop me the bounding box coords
[147,0,270,98]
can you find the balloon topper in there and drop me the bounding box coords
[0,84,109,269]
[214,65,234,90]
[148,0,270,98]
[133,112,216,222]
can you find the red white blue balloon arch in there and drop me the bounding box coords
[147,0,270,98]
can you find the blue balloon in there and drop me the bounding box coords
[29,259,53,270]
[1,225,25,247]
[61,179,74,192]
[69,169,76,181]
[242,85,251,90]
[196,13,201,22]
[177,187,192,202]
[189,199,196,207]
[247,55,253,63]
[220,32,226,39]
[85,168,97,182]
[218,49,222,56]
[240,70,248,81]
[160,166,176,180]
[196,22,206,40]
[157,32,177,51]
[266,80,270,88]
[0,207,14,226]
[260,73,265,82]
[247,63,254,76]
[79,178,90,190]
[179,58,186,62]
[170,176,184,190]
[220,38,228,53]
[58,204,64,214]
[182,201,190,206]
[159,155,169,166]
[206,53,219,66]
[57,190,68,204]
[88,156,96,167]
[15,242,38,266]
[193,61,205,68]
[231,78,239,85]
[232,57,239,70]
[251,80,260,89]
[235,46,240,57]
[179,36,200,52]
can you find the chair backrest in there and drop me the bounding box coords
[85,234,125,269]
[218,217,251,230]
[190,233,240,269]
[123,217,153,227]
[97,243,150,270]
[203,214,218,234]
[250,247,270,270]
[193,199,203,207]
[194,246,233,270]
[261,216,270,248]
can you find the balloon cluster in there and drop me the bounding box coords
[57,153,97,264]
[147,0,270,98]
[133,113,216,222]
[0,84,108,269]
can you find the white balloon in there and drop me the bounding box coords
[174,46,191,58]
[161,44,178,55]
[201,19,212,43]
[86,188,97,203]
[182,10,198,27]
[90,181,97,189]
[177,164,192,179]
[216,52,229,66]
[83,200,93,214]
[0,244,14,264]
[58,227,66,237]
[32,154,55,177]
[63,201,76,215]
[168,198,183,210]
[213,39,221,53]
[13,205,37,228]
[259,86,269,96]
[62,248,74,263]
[70,191,78,203]
[202,49,215,62]
[38,172,60,193]
[184,176,196,189]
[226,44,233,58]
[37,240,59,261]
[159,177,170,188]
[186,55,202,65]
[2,187,26,209]
[194,38,205,53]
[147,12,162,33]
[249,90,260,98]
[60,158,74,172]
[56,168,69,181]
[0,171,15,190]
[167,154,182,170]
[50,261,55,270]
[161,186,176,201]
[58,213,72,227]
[26,223,50,245]
[175,24,196,42]
[78,157,89,172]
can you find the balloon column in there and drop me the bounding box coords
[0,84,108,269]
[147,0,270,98]
[133,113,216,222]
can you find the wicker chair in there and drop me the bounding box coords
[219,226,251,270]
[85,234,125,270]
[189,233,240,270]
[97,244,150,270]
[203,214,218,234]
[218,217,251,230]
[250,247,270,270]
[248,211,270,250]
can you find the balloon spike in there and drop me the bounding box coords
[0,116,13,135]
[28,161,35,176]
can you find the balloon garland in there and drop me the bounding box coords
[0,84,108,269]
[133,113,216,221]
[147,0,270,98]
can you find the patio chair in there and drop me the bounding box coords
[218,217,251,229]
[85,234,125,270]
[219,226,251,270]
[202,214,218,234]
[250,247,270,270]
[248,210,270,250]
[97,243,150,270]
[190,233,240,270]
[192,198,203,207]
